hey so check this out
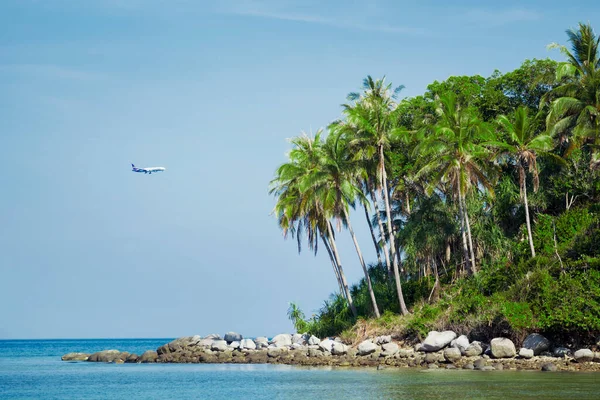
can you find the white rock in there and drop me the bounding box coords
[381,342,399,357]
[421,331,457,352]
[358,340,378,356]
[240,339,256,350]
[228,341,240,349]
[255,337,269,348]
[464,341,483,357]
[519,348,534,359]
[574,349,594,362]
[375,335,392,345]
[199,338,214,348]
[292,333,304,344]
[204,334,221,340]
[451,335,470,353]
[291,343,305,350]
[271,334,292,347]
[308,335,320,346]
[318,339,334,353]
[490,338,516,358]
[332,342,348,355]
[211,340,228,352]
[444,347,462,362]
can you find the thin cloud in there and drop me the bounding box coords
[0,64,103,81]
[463,8,542,26]
[224,5,425,35]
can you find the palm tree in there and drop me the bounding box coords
[302,131,381,318]
[546,23,600,166]
[415,92,495,275]
[270,132,358,317]
[337,76,410,315]
[492,106,558,258]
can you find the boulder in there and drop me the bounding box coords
[421,331,457,352]
[61,352,90,361]
[291,343,305,350]
[211,340,229,352]
[397,349,414,358]
[204,334,222,340]
[139,350,158,363]
[271,334,292,348]
[522,333,550,356]
[357,340,378,356]
[464,341,484,357]
[199,338,214,348]
[292,334,305,344]
[228,341,240,349]
[451,335,470,353]
[594,352,600,363]
[125,353,139,363]
[518,348,534,359]
[574,349,594,363]
[267,347,283,358]
[424,352,442,363]
[240,339,256,350]
[443,347,462,362]
[553,347,571,358]
[307,335,320,346]
[375,335,392,345]
[318,339,334,353]
[473,358,486,370]
[332,342,348,355]
[158,336,201,354]
[381,342,399,357]
[255,337,269,348]
[463,363,474,370]
[87,350,122,363]
[541,363,557,372]
[490,338,516,358]
[224,332,243,343]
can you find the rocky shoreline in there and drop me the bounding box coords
[61,331,600,372]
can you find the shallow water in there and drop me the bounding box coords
[1,339,599,399]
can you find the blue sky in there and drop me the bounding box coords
[0,0,597,339]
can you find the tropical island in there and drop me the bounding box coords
[62,23,600,372]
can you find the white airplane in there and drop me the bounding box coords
[131,163,166,174]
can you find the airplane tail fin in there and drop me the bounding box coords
[131,163,135,168]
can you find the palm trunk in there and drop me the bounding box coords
[343,208,381,318]
[370,186,392,278]
[326,221,357,318]
[379,146,409,315]
[462,194,477,275]
[363,203,382,265]
[457,184,472,275]
[321,233,344,297]
[523,179,536,258]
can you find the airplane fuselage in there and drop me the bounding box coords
[132,164,166,174]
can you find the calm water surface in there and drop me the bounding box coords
[1,339,599,399]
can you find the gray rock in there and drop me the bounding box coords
[541,363,557,372]
[211,340,229,352]
[425,352,442,363]
[397,349,414,358]
[357,340,378,356]
[292,333,304,344]
[240,338,256,350]
[224,332,243,343]
[574,349,594,362]
[443,347,462,362]
[463,363,474,370]
[451,335,470,353]
[464,341,484,357]
[267,347,282,358]
[139,350,158,363]
[291,343,305,350]
[332,342,348,355]
[446,364,457,369]
[255,337,269,348]
[204,334,221,340]
[490,338,516,358]
[228,341,240,349]
[375,335,392,345]
[494,363,504,371]
[61,352,90,361]
[473,358,486,370]
[553,347,571,358]
[87,350,122,363]
[522,333,550,356]
[271,334,292,347]
[421,331,457,352]
[199,338,214,348]
[125,353,139,363]
[427,363,439,369]
[518,348,534,359]
[308,335,320,346]
[318,338,334,353]
[381,342,399,357]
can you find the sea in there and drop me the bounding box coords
[1,338,599,399]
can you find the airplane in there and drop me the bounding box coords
[131,163,166,174]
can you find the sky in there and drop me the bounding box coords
[0,0,597,339]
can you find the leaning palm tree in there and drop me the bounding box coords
[491,107,558,258]
[415,92,495,275]
[546,22,600,166]
[270,132,358,317]
[302,131,381,318]
[335,76,410,315]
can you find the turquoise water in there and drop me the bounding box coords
[1,339,599,399]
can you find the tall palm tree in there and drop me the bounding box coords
[270,132,358,317]
[546,23,600,166]
[302,131,381,318]
[492,106,558,258]
[337,76,410,315]
[416,92,495,275]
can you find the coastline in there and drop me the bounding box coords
[61,331,600,372]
